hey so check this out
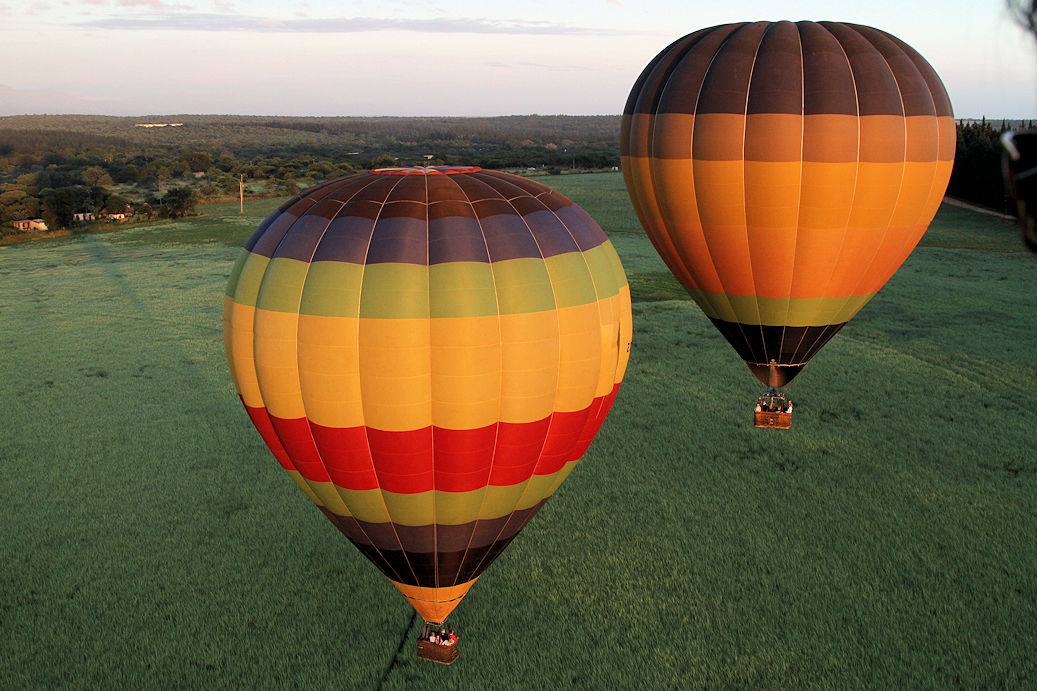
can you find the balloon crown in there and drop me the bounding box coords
[370,165,482,176]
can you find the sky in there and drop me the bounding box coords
[1,0,1035,117]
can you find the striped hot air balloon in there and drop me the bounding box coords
[223,166,631,646]
[622,21,954,397]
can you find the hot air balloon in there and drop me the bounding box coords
[223,166,632,662]
[621,21,954,426]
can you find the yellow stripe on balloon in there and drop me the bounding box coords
[283,461,578,526]
[239,298,618,426]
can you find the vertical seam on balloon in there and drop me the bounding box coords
[687,23,764,365]
[776,22,807,371]
[247,177,357,489]
[803,23,909,364]
[243,179,358,494]
[787,23,861,367]
[444,172,505,589]
[354,174,423,587]
[538,193,611,446]
[645,29,720,301]
[422,171,439,591]
[461,189,566,583]
[537,195,619,461]
[741,22,772,366]
[887,34,954,218]
[860,26,945,290]
[648,25,741,329]
[623,35,691,283]
[293,175,407,584]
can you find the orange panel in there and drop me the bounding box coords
[392,579,477,623]
[827,161,906,296]
[905,115,939,161]
[789,162,859,298]
[745,161,801,298]
[650,157,721,294]
[692,159,757,298]
[693,113,747,161]
[621,155,695,289]
[859,160,940,294]
[802,115,859,163]
[652,113,694,159]
[937,116,956,161]
[745,114,803,162]
[623,113,652,158]
[858,115,907,163]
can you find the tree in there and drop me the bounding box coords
[0,189,28,206]
[216,150,238,172]
[40,186,93,229]
[184,151,212,173]
[159,186,198,218]
[142,161,171,183]
[81,166,114,188]
[109,164,139,184]
[0,189,40,223]
[104,193,132,214]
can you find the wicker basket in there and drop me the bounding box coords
[417,639,459,665]
[754,410,792,429]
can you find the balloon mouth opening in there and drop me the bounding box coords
[746,361,805,388]
[371,165,481,176]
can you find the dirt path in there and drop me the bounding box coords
[944,196,1016,220]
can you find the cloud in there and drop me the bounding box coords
[25,1,54,14]
[75,12,641,35]
[73,0,192,8]
[74,0,192,8]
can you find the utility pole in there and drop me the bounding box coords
[239,173,244,215]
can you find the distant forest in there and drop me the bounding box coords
[0,114,1024,233]
[0,115,622,233]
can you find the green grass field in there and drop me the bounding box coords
[2,173,1035,688]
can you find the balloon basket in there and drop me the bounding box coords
[417,639,459,665]
[416,621,459,665]
[754,409,792,429]
[754,390,792,429]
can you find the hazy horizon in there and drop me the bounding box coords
[4,112,1037,120]
[2,0,1036,118]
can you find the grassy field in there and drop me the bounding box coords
[1,172,1035,688]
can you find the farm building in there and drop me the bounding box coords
[100,207,133,221]
[10,219,48,232]
[73,212,96,222]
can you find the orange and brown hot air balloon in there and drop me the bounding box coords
[621,21,954,418]
[223,166,631,660]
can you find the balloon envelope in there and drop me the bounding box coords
[224,166,632,622]
[622,21,954,386]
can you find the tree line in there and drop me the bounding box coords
[0,114,1027,234]
[946,119,1029,213]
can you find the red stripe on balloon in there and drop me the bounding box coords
[240,383,621,493]
[240,396,294,471]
